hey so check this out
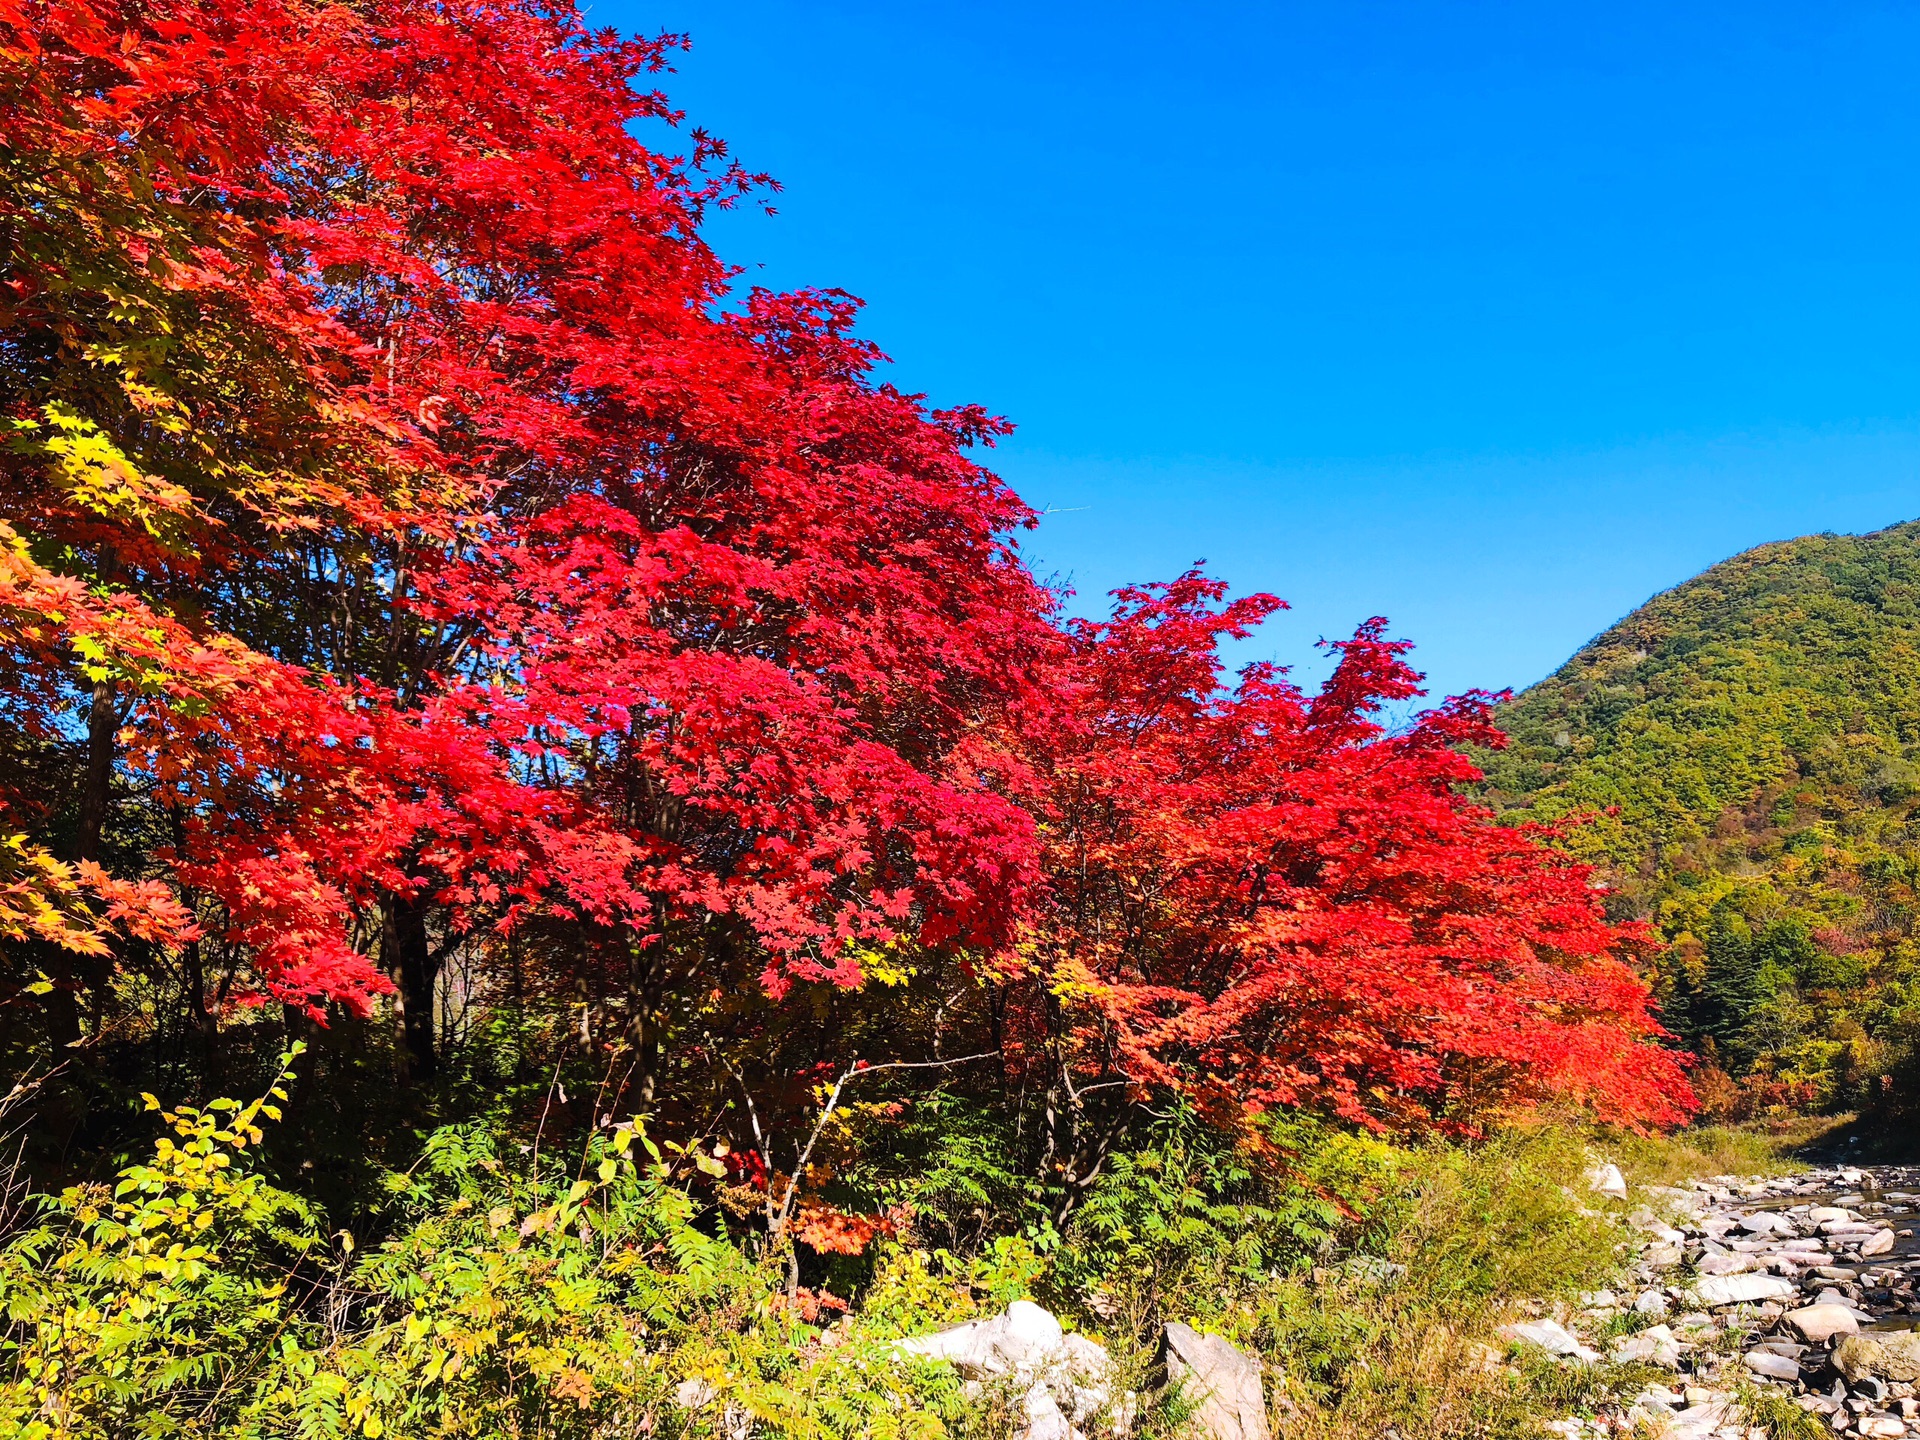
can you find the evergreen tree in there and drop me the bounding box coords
[1700,902,1765,1067]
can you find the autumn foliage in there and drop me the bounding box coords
[0,0,1690,1204]
[1016,575,1694,1157]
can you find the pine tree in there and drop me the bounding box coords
[1700,902,1764,1066]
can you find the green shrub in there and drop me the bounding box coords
[0,1050,971,1439]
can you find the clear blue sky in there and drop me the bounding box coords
[614,0,1920,702]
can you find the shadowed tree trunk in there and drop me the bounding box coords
[383,893,438,1082]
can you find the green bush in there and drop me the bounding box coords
[0,1049,971,1439]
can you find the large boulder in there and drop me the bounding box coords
[897,1302,1114,1439]
[897,1300,1068,1378]
[1835,1331,1920,1385]
[1159,1323,1270,1440]
[1785,1304,1861,1344]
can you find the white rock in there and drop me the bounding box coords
[1810,1207,1856,1225]
[1587,1162,1629,1200]
[1787,1304,1862,1343]
[897,1300,1066,1379]
[1858,1419,1908,1439]
[1635,1289,1672,1316]
[1611,1325,1684,1369]
[1694,1273,1799,1307]
[1020,1384,1073,1440]
[1863,1229,1898,1257]
[1744,1351,1801,1381]
[1004,1300,1065,1360]
[1739,1212,1792,1235]
[900,1303,1115,1440]
[1058,1333,1113,1424]
[896,1317,1008,1377]
[1498,1318,1584,1356]
[1159,1323,1269,1440]
[1664,1399,1732,1439]
[1699,1252,1759,1275]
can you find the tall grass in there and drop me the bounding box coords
[1609,1115,1847,1186]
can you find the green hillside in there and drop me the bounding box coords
[1479,519,1920,1116]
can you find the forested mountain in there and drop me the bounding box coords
[1480,519,1920,1116]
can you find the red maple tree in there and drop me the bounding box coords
[1006,572,1692,1180]
[0,0,1692,1145]
[1,0,1053,1076]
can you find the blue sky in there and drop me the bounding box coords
[613,0,1920,702]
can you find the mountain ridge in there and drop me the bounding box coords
[1478,518,1920,1112]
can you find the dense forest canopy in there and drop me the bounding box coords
[1480,520,1920,1118]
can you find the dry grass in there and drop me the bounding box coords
[1608,1114,1850,1188]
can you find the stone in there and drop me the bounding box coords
[1645,1244,1686,1269]
[1498,1318,1584,1356]
[1019,1385,1073,1440]
[1587,1162,1629,1200]
[1003,1301,1066,1362]
[1159,1323,1270,1440]
[1635,1289,1672,1316]
[1864,1230,1899,1258]
[1857,1419,1908,1438]
[896,1299,1068,1378]
[896,1317,1008,1377]
[1664,1399,1731,1439]
[1611,1325,1684,1370]
[898,1302,1117,1440]
[1788,1304,1863,1343]
[1700,1253,1759,1275]
[1812,1207,1857,1225]
[1058,1333,1114,1426]
[1745,1351,1802,1381]
[1837,1332,1920,1385]
[1695,1273,1799,1307]
[1740,1212,1793,1236]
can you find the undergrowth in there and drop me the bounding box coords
[0,1054,1803,1439]
[1609,1114,1846,1185]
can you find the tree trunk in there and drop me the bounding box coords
[76,676,114,864]
[627,932,664,1111]
[382,894,438,1081]
[45,676,117,1051]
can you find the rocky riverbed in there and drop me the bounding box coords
[1519,1163,1920,1440]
